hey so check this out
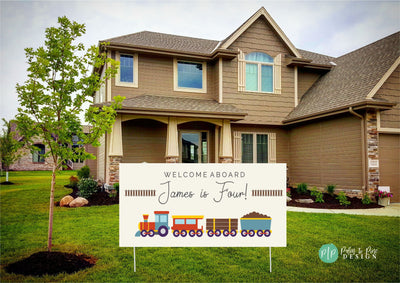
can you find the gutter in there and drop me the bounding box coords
[348,107,367,192]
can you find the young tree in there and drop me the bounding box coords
[15,16,123,252]
[0,118,23,182]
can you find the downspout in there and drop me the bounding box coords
[349,107,366,192]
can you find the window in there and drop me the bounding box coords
[32,144,45,163]
[245,52,273,93]
[180,131,208,163]
[72,134,84,163]
[174,59,207,92]
[116,52,138,87]
[241,133,269,163]
[186,219,196,225]
[238,51,281,94]
[159,214,168,223]
[175,219,185,225]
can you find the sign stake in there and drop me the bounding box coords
[269,246,272,273]
[134,246,136,272]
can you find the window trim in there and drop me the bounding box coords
[115,51,138,88]
[173,58,207,93]
[245,53,274,93]
[233,131,277,164]
[179,130,209,163]
[32,144,45,163]
[240,132,269,163]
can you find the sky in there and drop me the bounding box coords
[1,0,399,122]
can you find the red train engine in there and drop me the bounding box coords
[135,211,170,237]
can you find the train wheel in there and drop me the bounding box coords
[181,230,187,237]
[264,230,271,237]
[173,230,180,237]
[158,226,169,237]
[197,230,203,237]
[189,230,196,237]
[223,230,229,237]
[231,230,237,237]
[207,230,214,237]
[141,230,147,237]
[241,230,247,237]
[215,230,221,237]
[257,230,264,237]
[149,230,155,237]
[248,230,255,237]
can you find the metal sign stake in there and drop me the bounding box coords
[134,247,136,272]
[269,246,272,273]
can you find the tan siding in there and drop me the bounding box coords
[231,124,290,165]
[223,17,295,125]
[121,119,167,163]
[111,54,216,101]
[379,134,400,202]
[375,66,400,129]
[97,135,105,181]
[289,115,362,190]
[85,144,98,179]
[297,69,322,100]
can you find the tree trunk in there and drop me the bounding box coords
[6,170,9,182]
[47,165,57,252]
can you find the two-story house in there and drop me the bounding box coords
[92,7,400,202]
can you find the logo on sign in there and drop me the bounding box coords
[319,243,339,263]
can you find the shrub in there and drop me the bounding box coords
[286,188,291,197]
[69,176,79,188]
[326,184,336,195]
[336,191,350,206]
[297,183,308,195]
[113,182,119,193]
[77,165,90,179]
[362,193,372,205]
[77,178,98,199]
[310,187,324,203]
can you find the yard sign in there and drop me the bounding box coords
[120,163,286,247]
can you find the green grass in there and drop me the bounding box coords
[1,171,399,282]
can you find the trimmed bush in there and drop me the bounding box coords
[113,182,119,193]
[336,191,350,206]
[310,187,324,203]
[297,183,308,195]
[77,178,98,199]
[362,193,372,205]
[326,184,336,195]
[77,165,90,179]
[69,176,79,188]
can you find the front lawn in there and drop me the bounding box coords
[1,171,399,282]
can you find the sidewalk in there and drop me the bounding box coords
[287,203,400,217]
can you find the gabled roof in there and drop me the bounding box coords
[284,32,400,123]
[103,31,220,55]
[298,49,336,65]
[220,7,301,57]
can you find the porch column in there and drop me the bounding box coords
[165,117,179,163]
[108,114,123,185]
[219,119,233,163]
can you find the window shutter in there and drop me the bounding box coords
[238,50,245,92]
[233,131,242,163]
[274,54,282,94]
[268,133,276,163]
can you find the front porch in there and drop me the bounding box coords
[98,95,246,184]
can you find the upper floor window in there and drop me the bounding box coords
[116,52,138,87]
[238,51,281,94]
[245,52,274,93]
[174,59,207,93]
[32,144,45,163]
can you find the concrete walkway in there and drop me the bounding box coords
[287,203,400,217]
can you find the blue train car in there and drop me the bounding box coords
[240,213,271,237]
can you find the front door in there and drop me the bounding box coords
[180,131,208,163]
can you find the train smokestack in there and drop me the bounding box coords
[143,214,149,222]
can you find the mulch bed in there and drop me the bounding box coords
[58,186,119,206]
[288,189,382,209]
[5,251,96,276]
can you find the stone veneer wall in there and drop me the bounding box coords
[366,111,379,195]
[9,147,54,171]
[108,156,122,185]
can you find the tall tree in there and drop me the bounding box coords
[15,16,123,252]
[0,118,23,182]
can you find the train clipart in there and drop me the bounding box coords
[135,211,272,238]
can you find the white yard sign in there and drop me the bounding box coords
[120,163,286,247]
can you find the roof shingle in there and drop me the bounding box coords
[285,32,400,122]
